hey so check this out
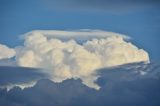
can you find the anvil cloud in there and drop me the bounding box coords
[14,30,149,89]
[0,30,150,89]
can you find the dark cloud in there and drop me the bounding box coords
[0,63,160,106]
[0,66,47,87]
[0,59,16,66]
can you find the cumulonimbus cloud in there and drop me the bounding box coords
[14,30,149,90]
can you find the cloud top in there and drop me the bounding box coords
[23,29,130,41]
[15,30,149,90]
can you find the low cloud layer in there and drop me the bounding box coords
[0,66,47,91]
[0,44,16,60]
[14,30,149,89]
[0,63,160,106]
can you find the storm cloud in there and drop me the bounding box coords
[15,30,149,89]
[0,29,150,90]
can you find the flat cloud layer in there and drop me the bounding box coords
[0,62,160,106]
[0,44,16,60]
[14,30,149,90]
[23,29,130,40]
[0,66,47,91]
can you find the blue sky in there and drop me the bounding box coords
[0,0,160,62]
[0,1,160,105]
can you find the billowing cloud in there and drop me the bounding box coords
[0,44,16,60]
[14,30,149,90]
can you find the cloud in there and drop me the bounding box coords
[0,62,160,106]
[0,44,16,60]
[0,59,16,66]
[0,66,47,91]
[15,29,149,90]
[23,29,130,41]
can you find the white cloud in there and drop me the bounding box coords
[0,81,37,91]
[23,29,130,41]
[15,30,149,90]
[0,44,16,60]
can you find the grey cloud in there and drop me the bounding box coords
[0,62,160,106]
[0,66,48,90]
[0,59,16,67]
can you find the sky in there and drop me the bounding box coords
[0,0,160,62]
[0,0,160,106]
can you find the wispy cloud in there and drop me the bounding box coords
[0,44,16,60]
